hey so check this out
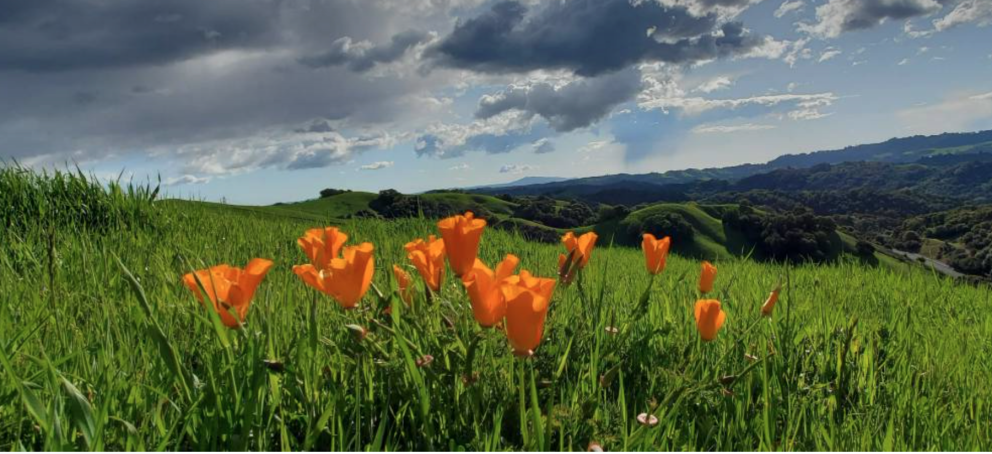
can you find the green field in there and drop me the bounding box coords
[2,168,992,451]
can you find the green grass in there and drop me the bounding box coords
[270,191,378,219]
[2,169,992,450]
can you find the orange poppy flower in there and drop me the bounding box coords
[405,235,446,293]
[297,227,348,269]
[761,283,782,317]
[294,243,375,309]
[183,258,273,328]
[462,254,519,327]
[557,231,598,271]
[501,270,556,355]
[438,211,486,278]
[393,264,414,305]
[694,299,726,341]
[699,261,717,294]
[642,234,671,275]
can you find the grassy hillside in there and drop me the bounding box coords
[271,191,377,219]
[269,191,517,221]
[3,168,992,450]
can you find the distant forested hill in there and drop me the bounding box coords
[475,129,992,202]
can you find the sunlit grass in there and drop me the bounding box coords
[1,170,991,450]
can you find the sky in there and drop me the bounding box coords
[2,0,992,205]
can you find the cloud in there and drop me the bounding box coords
[173,125,399,175]
[898,58,911,65]
[0,0,284,72]
[499,164,536,174]
[933,0,992,31]
[415,111,548,158]
[358,161,394,171]
[818,48,842,62]
[164,175,211,186]
[756,38,812,67]
[298,30,434,72]
[694,76,735,93]
[660,0,763,18]
[639,80,839,118]
[475,68,643,132]
[774,0,806,18]
[448,163,472,171]
[0,1,467,171]
[691,123,777,133]
[800,0,941,38]
[427,0,767,76]
[532,138,556,154]
[579,141,612,154]
[897,90,992,134]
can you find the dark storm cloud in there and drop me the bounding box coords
[475,68,642,132]
[427,0,765,76]
[0,0,463,172]
[802,0,944,37]
[839,0,941,31]
[298,30,433,72]
[0,0,284,72]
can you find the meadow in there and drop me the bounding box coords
[2,167,992,451]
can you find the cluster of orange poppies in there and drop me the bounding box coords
[182,211,783,352]
[398,212,557,356]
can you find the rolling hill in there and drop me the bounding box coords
[268,191,518,220]
[475,129,992,202]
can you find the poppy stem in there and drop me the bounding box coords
[713,316,764,374]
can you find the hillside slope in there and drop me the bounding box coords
[476,129,992,201]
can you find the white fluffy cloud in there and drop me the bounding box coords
[774,0,805,18]
[694,76,736,93]
[358,161,394,171]
[172,123,400,175]
[692,123,777,133]
[415,111,542,159]
[933,0,992,31]
[818,48,842,62]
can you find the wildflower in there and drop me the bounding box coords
[699,261,717,294]
[415,354,434,368]
[437,211,486,278]
[183,258,273,328]
[636,413,659,427]
[558,231,598,271]
[404,235,446,293]
[642,233,671,275]
[694,299,726,341]
[761,282,782,317]
[393,265,414,305]
[346,324,368,341]
[501,270,556,356]
[294,243,375,309]
[462,254,519,327]
[297,227,348,270]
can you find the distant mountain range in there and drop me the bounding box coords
[474,129,992,201]
[469,176,570,189]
